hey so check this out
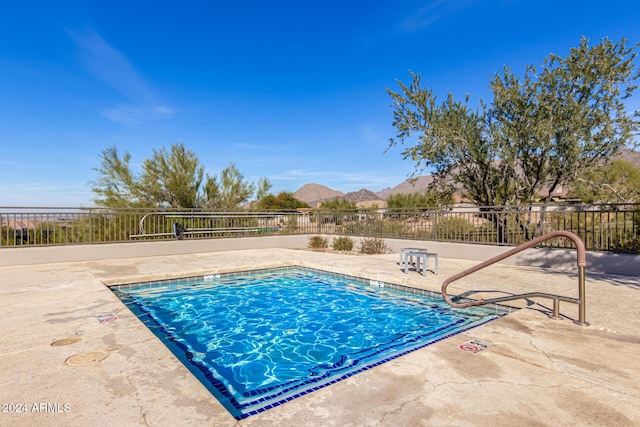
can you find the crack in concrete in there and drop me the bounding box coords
[494,342,640,400]
[378,391,426,424]
[0,345,45,358]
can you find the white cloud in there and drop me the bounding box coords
[70,29,174,125]
[398,0,478,33]
[101,104,142,125]
[101,104,174,125]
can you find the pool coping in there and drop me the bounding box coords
[2,248,639,426]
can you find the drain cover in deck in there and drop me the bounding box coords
[51,337,81,346]
[65,351,109,365]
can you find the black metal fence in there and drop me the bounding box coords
[1,204,639,254]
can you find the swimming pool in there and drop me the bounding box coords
[112,266,510,419]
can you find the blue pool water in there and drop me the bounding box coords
[112,267,508,419]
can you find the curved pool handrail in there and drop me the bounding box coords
[441,230,588,326]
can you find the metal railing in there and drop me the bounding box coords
[1,204,639,254]
[130,211,289,239]
[441,230,588,326]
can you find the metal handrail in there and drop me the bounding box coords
[441,230,589,326]
[133,211,290,238]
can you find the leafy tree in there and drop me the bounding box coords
[255,191,310,210]
[90,146,152,207]
[388,37,640,241]
[91,144,262,209]
[202,162,256,210]
[568,159,640,203]
[386,191,453,209]
[141,144,204,208]
[490,37,639,205]
[319,198,356,210]
[389,37,639,207]
[255,177,273,201]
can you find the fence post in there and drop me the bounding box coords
[89,208,93,243]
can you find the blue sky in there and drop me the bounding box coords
[1,0,639,206]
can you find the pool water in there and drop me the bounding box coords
[112,267,508,419]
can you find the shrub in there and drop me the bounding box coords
[255,192,310,210]
[341,218,409,237]
[319,199,356,210]
[431,216,475,240]
[359,237,390,254]
[332,236,354,252]
[281,215,298,234]
[308,235,328,249]
[386,191,453,209]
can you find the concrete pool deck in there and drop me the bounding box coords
[1,248,639,426]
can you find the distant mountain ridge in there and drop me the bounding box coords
[291,147,640,205]
[325,189,387,209]
[294,185,386,207]
[343,189,382,203]
[292,178,431,207]
[616,146,640,166]
[376,175,433,199]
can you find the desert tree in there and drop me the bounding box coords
[319,198,357,210]
[386,190,454,209]
[141,144,205,208]
[387,74,512,207]
[568,159,640,203]
[490,37,640,206]
[91,144,262,209]
[202,162,256,210]
[92,143,205,208]
[255,177,273,202]
[90,146,151,207]
[388,37,640,242]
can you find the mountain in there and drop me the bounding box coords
[343,189,382,203]
[343,188,387,208]
[291,147,640,206]
[616,146,640,167]
[293,185,386,208]
[376,175,434,199]
[294,176,437,206]
[342,189,386,208]
[293,183,344,205]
